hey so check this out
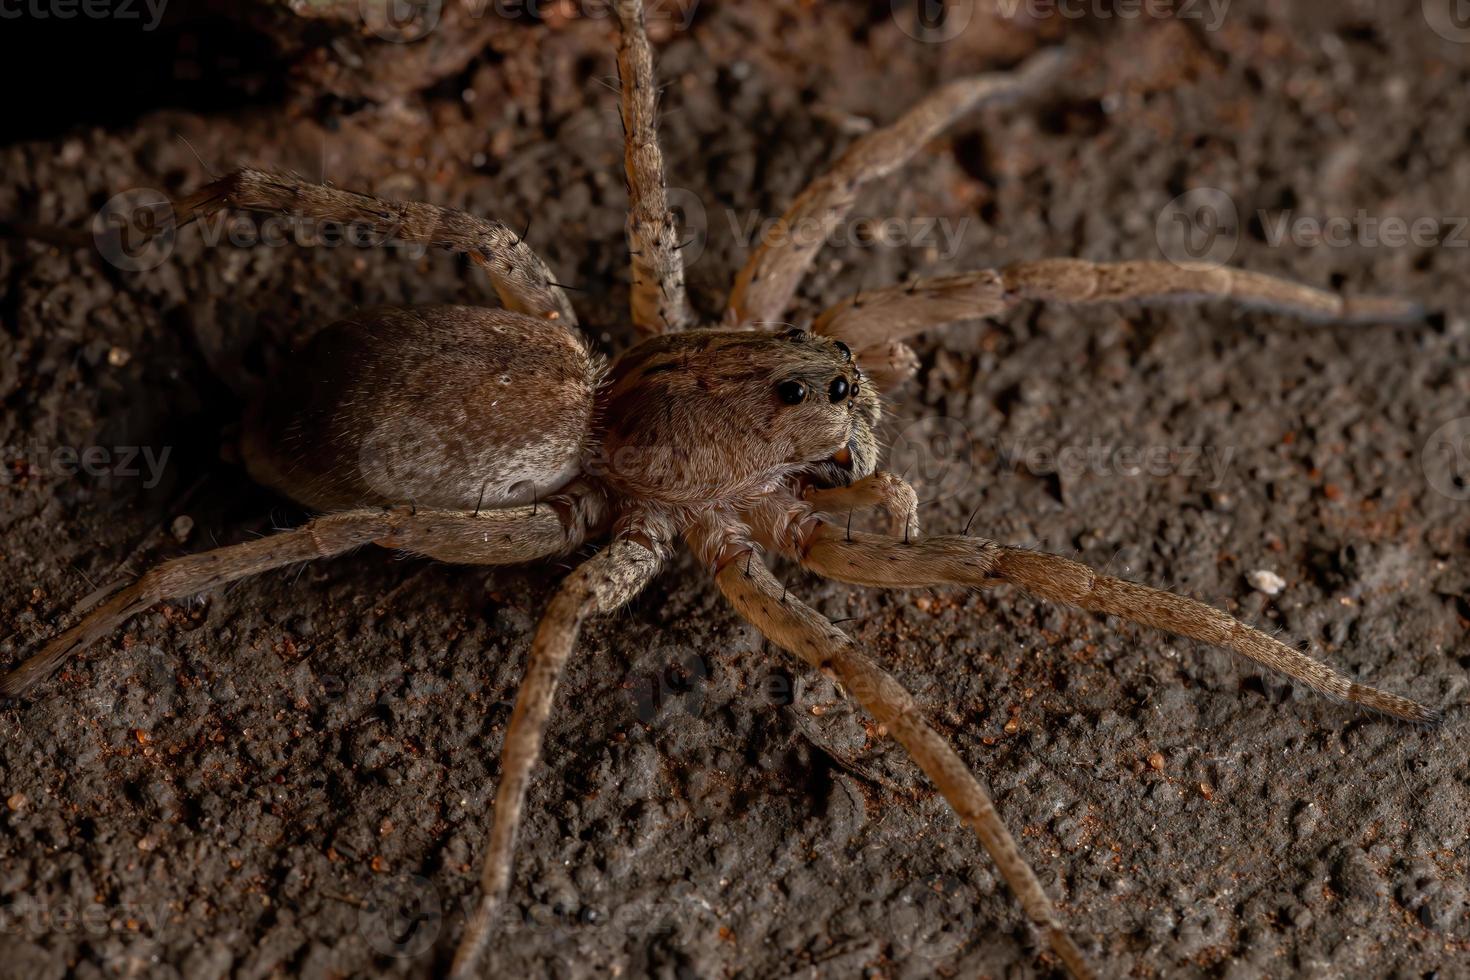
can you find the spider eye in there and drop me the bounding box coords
[833,340,851,362]
[828,377,849,403]
[776,380,808,405]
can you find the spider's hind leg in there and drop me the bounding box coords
[1,503,594,699]
[449,537,664,979]
[171,168,578,323]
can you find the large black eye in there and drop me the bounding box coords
[828,377,850,403]
[833,340,851,362]
[776,380,807,405]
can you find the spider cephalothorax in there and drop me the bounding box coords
[596,328,880,507]
[2,3,1438,979]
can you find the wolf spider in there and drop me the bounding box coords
[2,2,1439,977]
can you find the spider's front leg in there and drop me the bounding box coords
[814,260,1427,391]
[800,470,920,540]
[688,515,1096,980]
[746,486,1438,723]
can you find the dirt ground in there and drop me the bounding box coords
[2,1,1468,977]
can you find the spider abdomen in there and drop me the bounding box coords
[242,305,600,512]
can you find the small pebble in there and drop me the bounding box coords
[171,514,194,543]
[7,792,27,812]
[1247,569,1286,595]
[107,346,132,367]
[1148,752,1166,771]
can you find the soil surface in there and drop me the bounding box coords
[2,2,1468,978]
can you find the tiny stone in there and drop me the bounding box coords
[107,346,132,367]
[1148,752,1166,771]
[171,515,194,543]
[7,792,27,812]
[1247,569,1286,595]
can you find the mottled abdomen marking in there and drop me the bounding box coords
[243,306,601,511]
